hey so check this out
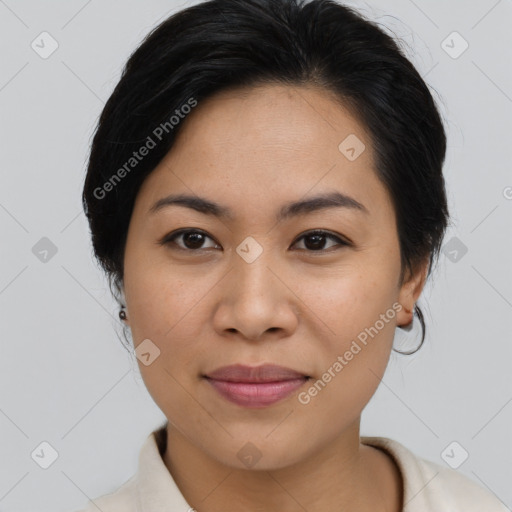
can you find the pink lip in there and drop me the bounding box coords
[203,364,310,408]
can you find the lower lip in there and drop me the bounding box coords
[205,377,309,408]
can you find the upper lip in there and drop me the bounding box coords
[204,364,309,383]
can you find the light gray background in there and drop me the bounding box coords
[0,1,511,511]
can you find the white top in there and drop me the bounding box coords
[73,425,508,511]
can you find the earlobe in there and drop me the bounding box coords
[119,307,128,323]
[119,287,128,324]
[396,260,428,327]
[397,305,414,329]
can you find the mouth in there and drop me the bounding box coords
[203,364,311,408]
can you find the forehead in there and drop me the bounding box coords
[173,82,370,155]
[135,83,392,223]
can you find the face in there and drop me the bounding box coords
[122,83,425,470]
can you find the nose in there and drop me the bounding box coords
[212,247,299,342]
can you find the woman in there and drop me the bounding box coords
[77,0,507,510]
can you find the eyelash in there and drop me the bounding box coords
[158,229,351,254]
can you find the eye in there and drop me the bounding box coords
[159,228,350,253]
[291,230,350,252]
[159,229,220,251]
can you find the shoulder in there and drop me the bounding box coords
[70,424,192,512]
[361,436,508,512]
[68,430,155,512]
[70,475,138,512]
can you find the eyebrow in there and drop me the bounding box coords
[148,191,369,221]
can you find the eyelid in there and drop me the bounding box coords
[158,228,351,252]
[158,228,220,250]
[293,229,352,247]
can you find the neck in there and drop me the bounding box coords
[162,420,402,512]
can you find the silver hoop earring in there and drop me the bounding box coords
[393,305,425,355]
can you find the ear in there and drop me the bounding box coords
[121,308,129,325]
[119,287,129,325]
[396,258,429,327]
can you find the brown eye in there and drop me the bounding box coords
[292,230,349,252]
[160,229,220,251]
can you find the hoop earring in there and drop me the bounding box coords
[393,304,425,355]
[119,307,127,321]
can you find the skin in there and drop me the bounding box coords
[121,83,428,512]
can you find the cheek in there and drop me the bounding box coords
[124,261,198,338]
[124,264,216,388]
[298,276,399,422]
[299,264,398,339]
[296,258,400,394]
[124,267,207,411]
